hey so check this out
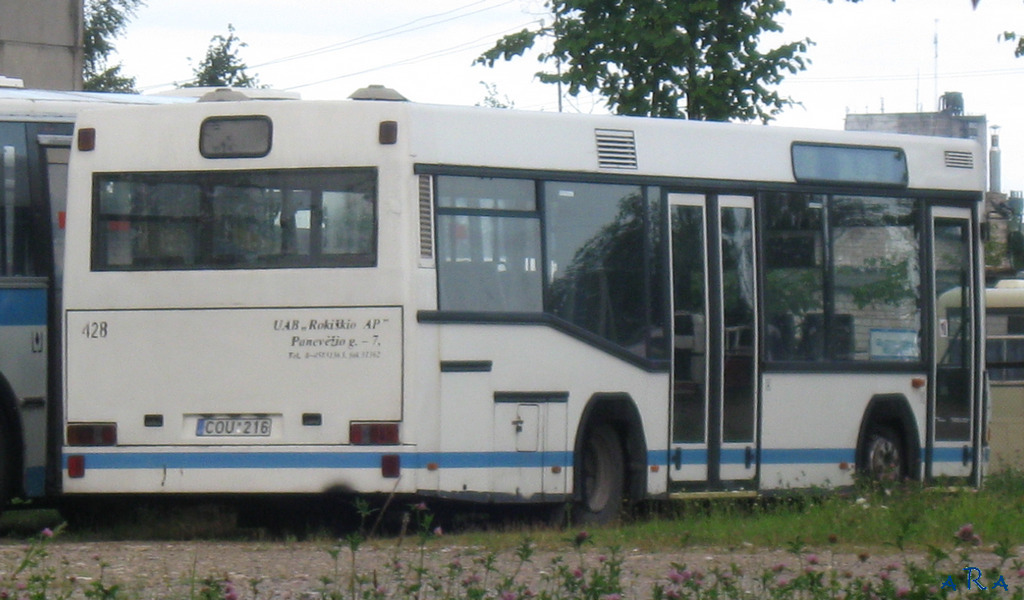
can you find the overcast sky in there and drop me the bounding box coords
[116,0,1024,192]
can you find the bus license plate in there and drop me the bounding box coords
[196,417,272,437]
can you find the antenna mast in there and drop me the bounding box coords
[933,19,939,111]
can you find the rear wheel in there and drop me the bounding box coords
[575,423,625,524]
[862,423,907,481]
[0,409,14,515]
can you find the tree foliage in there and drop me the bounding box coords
[83,0,144,92]
[1001,31,1024,57]
[184,24,262,88]
[477,0,811,122]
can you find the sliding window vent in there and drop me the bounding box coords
[595,128,638,170]
[418,175,434,260]
[944,150,975,170]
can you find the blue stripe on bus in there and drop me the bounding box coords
[0,288,46,326]
[24,466,45,498]
[650,448,857,467]
[63,451,575,470]
[931,446,972,463]
[63,446,974,472]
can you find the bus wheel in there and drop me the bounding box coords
[575,423,625,524]
[0,410,13,514]
[862,424,906,481]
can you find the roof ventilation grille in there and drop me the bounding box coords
[595,128,638,170]
[944,150,974,169]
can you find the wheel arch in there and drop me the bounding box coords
[573,393,647,505]
[0,371,25,502]
[856,394,921,479]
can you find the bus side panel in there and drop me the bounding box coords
[432,322,668,501]
[760,372,927,489]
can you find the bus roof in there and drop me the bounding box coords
[71,97,986,193]
[0,88,188,122]
[987,280,1024,309]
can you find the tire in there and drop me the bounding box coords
[574,423,625,524]
[862,423,907,481]
[0,409,14,515]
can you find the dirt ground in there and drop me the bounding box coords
[0,538,1017,599]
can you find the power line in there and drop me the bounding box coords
[138,0,515,91]
[788,66,1024,85]
[251,0,515,69]
[285,20,540,91]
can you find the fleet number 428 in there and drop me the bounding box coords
[81,321,108,338]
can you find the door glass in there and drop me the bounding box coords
[671,204,707,443]
[934,218,972,441]
[721,206,756,443]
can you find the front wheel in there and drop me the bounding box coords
[862,423,907,481]
[574,423,625,524]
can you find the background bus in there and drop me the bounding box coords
[0,77,181,511]
[60,90,987,522]
[985,279,1024,471]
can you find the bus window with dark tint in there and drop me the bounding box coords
[934,218,973,441]
[544,182,646,352]
[762,193,825,361]
[988,310,1024,382]
[435,176,542,312]
[764,192,922,363]
[0,122,45,277]
[671,204,706,443]
[92,168,376,270]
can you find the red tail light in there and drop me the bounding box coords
[349,422,399,445]
[67,455,86,478]
[66,423,117,446]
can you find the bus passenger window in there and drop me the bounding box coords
[763,193,825,361]
[91,168,377,270]
[544,182,646,350]
[435,176,542,313]
[1,125,45,277]
[762,192,922,363]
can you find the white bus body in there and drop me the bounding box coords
[61,96,987,518]
[984,279,1024,471]
[0,86,182,508]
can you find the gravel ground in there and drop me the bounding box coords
[0,538,1018,599]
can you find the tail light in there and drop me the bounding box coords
[349,422,399,445]
[66,423,117,446]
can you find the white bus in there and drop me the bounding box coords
[60,89,987,521]
[0,77,183,511]
[984,279,1024,471]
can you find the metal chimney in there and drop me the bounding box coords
[991,127,1002,193]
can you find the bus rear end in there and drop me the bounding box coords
[62,98,415,496]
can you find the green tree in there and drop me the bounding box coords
[83,0,144,92]
[184,24,262,88]
[477,81,515,108]
[476,0,811,121]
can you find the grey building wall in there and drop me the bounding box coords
[0,0,83,90]
[845,111,987,148]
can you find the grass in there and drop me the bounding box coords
[1,473,1024,598]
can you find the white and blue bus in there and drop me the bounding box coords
[60,88,987,521]
[984,279,1024,471]
[0,77,185,512]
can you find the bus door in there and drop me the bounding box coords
[930,206,979,479]
[0,125,67,498]
[668,193,759,489]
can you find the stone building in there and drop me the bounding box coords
[0,0,83,90]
